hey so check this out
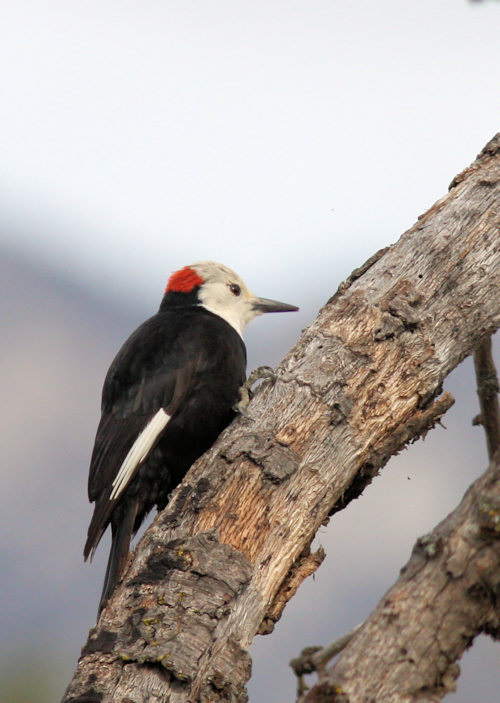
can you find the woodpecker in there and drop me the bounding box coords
[84,261,298,613]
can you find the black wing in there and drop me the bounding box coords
[84,308,246,559]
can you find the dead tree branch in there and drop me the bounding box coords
[290,624,363,696]
[63,134,500,703]
[473,337,500,459]
[301,449,500,703]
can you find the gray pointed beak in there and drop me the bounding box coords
[252,296,299,314]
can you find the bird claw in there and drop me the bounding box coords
[234,365,277,418]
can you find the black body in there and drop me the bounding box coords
[84,303,246,612]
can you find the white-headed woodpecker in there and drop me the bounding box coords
[84,261,298,613]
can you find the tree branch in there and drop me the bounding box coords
[63,133,500,703]
[473,337,500,460]
[290,624,363,696]
[301,449,500,703]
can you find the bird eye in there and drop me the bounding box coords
[229,283,241,297]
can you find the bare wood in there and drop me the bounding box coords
[258,545,326,636]
[63,134,500,703]
[301,450,500,703]
[473,337,500,459]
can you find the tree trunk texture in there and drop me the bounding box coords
[62,134,500,703]
[302,449,500,703]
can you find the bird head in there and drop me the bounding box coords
[161,261,298,335]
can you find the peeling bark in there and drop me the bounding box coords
[63,134,500,703]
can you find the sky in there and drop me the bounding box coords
[1,0,499,309]
[1,1,499,701]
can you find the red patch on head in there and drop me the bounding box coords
[166,266,204,294]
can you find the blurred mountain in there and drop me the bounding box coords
[1,246,498,702]
[0,247,142,700]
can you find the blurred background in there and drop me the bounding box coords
[1,1,499,701]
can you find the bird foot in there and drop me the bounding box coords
[234,365,277,418]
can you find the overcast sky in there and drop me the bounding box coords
[1,0,499,310]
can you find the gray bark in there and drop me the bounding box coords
[302,449,500,703]
[473,337,500,459]
[62,134,500,703]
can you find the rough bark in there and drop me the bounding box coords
[63,134,500,703]
[473,337,500,459]
[301,449,500,703]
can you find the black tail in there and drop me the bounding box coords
[97,503,137,615]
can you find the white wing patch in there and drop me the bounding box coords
[109,408,170,502]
